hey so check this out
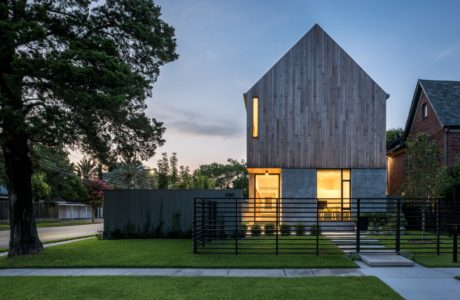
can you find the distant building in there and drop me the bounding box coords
[387,80,460,196]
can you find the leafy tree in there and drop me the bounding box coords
[157,152,170,189]
[0,0,177,255]
[386,128,404,149]
[83,179,111,223]
[169,152,178,187]
[193,159,248,196]
[77,158,98,181]
[177,165,192,189]
[401,133,450,237]
[105,159,156,189]
[31,172,51,202]
[192,174,216,189]
[443,159,460,200]
[31,145,87,202]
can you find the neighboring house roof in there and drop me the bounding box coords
[418,80,460,127]
[387,79,460,154]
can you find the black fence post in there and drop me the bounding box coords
[235,198,239,255]
[316,198,319,256]
[453,225,458,263]
[276,197,279,256]
[396,198,401,255]
[436,199,440,256]
[201,199,205,247]
[356,198,361,254]
[193,197,197,254]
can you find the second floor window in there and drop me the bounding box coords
[422,103,428,118]
[252,97,258,138]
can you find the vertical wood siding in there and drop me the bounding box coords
[245,25,387,169]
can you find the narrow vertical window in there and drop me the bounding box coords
[422,103,428,118]
[252,97,258,138]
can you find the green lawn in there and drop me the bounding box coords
[412,254,460,267]
[0,276,402,300]
[0,238,356,268]
[0,219,98,231]
[366,231,459,267]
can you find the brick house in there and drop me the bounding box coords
[387,80,460,196]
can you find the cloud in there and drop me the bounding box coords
[168,120,242,137]
[150,103,244,138]
[433,44,460,62]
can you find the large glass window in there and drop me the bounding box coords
[253,174,279,223]
[317,169,351,221]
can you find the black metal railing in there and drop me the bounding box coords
[193,197,460,260]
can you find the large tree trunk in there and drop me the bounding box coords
[3,138,43,256]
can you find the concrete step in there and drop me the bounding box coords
[342,249,395,254]
[339,245,386,249]
[332,239,379,245]
[360,254,414,267]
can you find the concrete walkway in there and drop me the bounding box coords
[358,262,460,300]
[0,268,363,277]
[0,223,102,248]
[0,257,458,299]
[0,237,94,257]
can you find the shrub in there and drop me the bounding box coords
[238,223,247,238]
[264,223,275,236]
[295,223,305,236]
[280,224,291,236]
[251,223,262,236]
[310,224,321,236]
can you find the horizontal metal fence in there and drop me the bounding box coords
[193,198,460,259]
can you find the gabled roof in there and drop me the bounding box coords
[418,80,460,127]
[243,24,389,107]
[404,79,460,135]
[388,79,460,154]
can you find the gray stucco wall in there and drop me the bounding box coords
[351,168,387,212]
[104,189,242,238]
[281,169,316,224]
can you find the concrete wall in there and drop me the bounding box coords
[351,168,387,212]
[281,169,316,224]
[104,189,242,238]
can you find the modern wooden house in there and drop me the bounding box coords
[243,24,388,223]
[387,80,460,196]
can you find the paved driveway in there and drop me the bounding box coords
[0,223,103,248]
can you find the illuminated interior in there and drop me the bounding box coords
[317,169,350,221]
[252,97,258,138]
[242,169,281,224]
[253,174,278,223]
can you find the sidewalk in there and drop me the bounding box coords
[358,262,460,300]
[0,268,363,277]
[0,261,459,300]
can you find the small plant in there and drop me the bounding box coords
[310,224,321,236]
[280,224,291,236]
[264,223,275,236]
[400,251,414,260]
[96,230,104,240]
[251,223,262,236]
[295,223,305,236]
[347,252,361,261]
[238,223,247,238]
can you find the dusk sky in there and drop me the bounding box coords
[145,0,460,170]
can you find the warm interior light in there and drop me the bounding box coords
[252,97,258,138]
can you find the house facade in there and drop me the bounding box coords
[387,80,460,196]
[243,24,388,224]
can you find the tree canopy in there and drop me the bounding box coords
[0,0,178,255]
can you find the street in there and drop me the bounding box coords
[0,223,103,249]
